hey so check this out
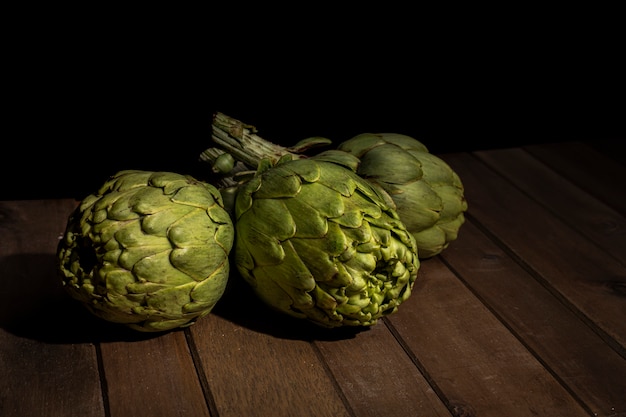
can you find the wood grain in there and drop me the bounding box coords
[2,141,624,417]
[100,331,211,417]
[189,305,352,417]
[475,147,626,263]
[388,257,590,417]
[0,199,104,417]
[442,152,626,350]
[441,220,626,415]
[524,141,626,216]
[315,319,451,417]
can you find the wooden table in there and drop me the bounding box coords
[1,141,625,417]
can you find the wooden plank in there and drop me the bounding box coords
[0,336,105,417]
[387,257,590,417]
[314,321,451,417]
[189,280,353,417]
[523,141,626,215]
[100,331,211,417]
[442,152,626,350]
[442,220,626,416]
[0,199,105,417]
[474,147,626,263]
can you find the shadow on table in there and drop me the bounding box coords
[0,253,166,344]
[210,270,367,342]
[0,253,366,344]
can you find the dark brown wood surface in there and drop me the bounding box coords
[1,141,624,417]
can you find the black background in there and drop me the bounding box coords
[4,16,624,201]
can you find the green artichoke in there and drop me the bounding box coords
[234,154,419,328]
[337,133,468,258]
[57,170,234,332]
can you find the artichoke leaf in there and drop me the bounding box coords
[108,170,152,192]
[311,150,361,172]
[171,245,229,281]
[317,162,358,197]
[413,152,458,184]
[130,187,174,214]
[252,265,315,314]
[132,250,191,285]
[344,248,377,274]
[130,317,197,332]
[150,171,194,194]
[290,238,340,282]
[206,202,233,226]
[286,181,345,223]
[252,164,303,199]
[171,182,222,209]
[391,183,442,232]
[103,269,135,296]
[141,205,195,236]
[144,281,196,315]
[117,244,171,272]
[336,133,386,156]
[167,210,221,246]
[125,281,169,294]
[283,194,329,238]
[359,145,423,184]
[93,218,135,244]
[234,176,261,217]
[312,285,338,311]
[103,192,139,221]
[383,134,429,152]
[243,197,296,243]
[283,158,321,183]
[185,263,230,313]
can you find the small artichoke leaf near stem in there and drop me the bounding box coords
[287,136,333,153]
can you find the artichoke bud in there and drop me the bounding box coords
[234,158,420,328]
[213,152,236,174]
[57,170,235,332]
[337,133,468,258]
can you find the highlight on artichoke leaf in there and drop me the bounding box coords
[337,133,468,258]
[56,170,235,332]
[233,155,420,328]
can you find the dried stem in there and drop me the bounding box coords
[210,112,299,168]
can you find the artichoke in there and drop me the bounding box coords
[234,154,419,328]
[57,170,234,332]
[337,133,468,258]
[202,113,467,258]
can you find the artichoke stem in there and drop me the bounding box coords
[211,112,300,168]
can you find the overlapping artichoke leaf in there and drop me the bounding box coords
[234,157,419,328]
[337,133,468,258]
[57,170,235,332]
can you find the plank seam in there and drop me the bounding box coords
[95,342,112,417]
[462,193,626,362]
[438,249,596,416]
[184,329,221,417]
[309,341,358,417]
[462,152,626,357]
[381,317,457,417]
[522,143,626,218]
[497,146,625,268]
